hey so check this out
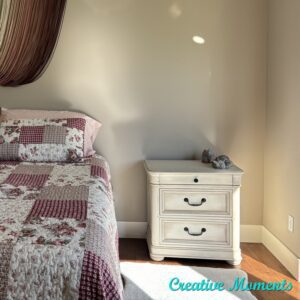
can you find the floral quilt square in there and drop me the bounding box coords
[0,126,20,143]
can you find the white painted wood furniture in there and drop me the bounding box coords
[144,160,243,265]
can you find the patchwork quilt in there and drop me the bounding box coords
[0,155,123,300]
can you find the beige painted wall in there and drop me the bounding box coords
[265,0,300,257]
[0,0,267,225]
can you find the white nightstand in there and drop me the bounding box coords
[144,160,243,265]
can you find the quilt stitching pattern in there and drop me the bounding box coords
[66,118,86,131]
[42,125,67,144]
[0,243,14,300]
[19,126,45,144]
[38,185,89,201]
[0,144,19,160]
[4,174,50,188]
[26,199,88,222]
[79,251,121,300]
[91,166,109,186]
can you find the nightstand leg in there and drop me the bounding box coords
[150,253,164,261]
[226,259,242,266]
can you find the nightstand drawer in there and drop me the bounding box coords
[161,219,231,248]
[158,173,233,185]
[160,188,232,216]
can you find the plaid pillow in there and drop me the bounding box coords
[0,118,86,162]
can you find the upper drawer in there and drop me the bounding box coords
[157,173,233,185]
[160,188,232,217]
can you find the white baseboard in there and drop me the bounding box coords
[261,226,300,282]
[118,222,299,282]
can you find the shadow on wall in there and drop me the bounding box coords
[111,115,218,221]
[113,115,218,160]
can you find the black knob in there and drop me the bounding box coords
[194,178,199,183]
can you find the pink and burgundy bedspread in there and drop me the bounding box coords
[0,155,123,300]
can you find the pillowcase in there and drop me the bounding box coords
[0,118,87,162]
[0,108,101,156]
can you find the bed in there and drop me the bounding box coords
[0,109,123,299]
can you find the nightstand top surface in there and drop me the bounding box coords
[144,160,243,174]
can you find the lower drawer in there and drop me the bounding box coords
[160,219,232,248]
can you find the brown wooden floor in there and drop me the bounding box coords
[119,239,300,300]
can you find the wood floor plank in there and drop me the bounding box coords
[119,239,300,300]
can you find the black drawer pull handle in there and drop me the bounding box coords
[194,178,199,183]
[184,197,206,206]
[184,227,206,236]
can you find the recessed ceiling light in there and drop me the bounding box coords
[192,35,205,45]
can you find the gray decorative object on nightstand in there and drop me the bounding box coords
[201,149,215,163]
[212,155,232,169]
